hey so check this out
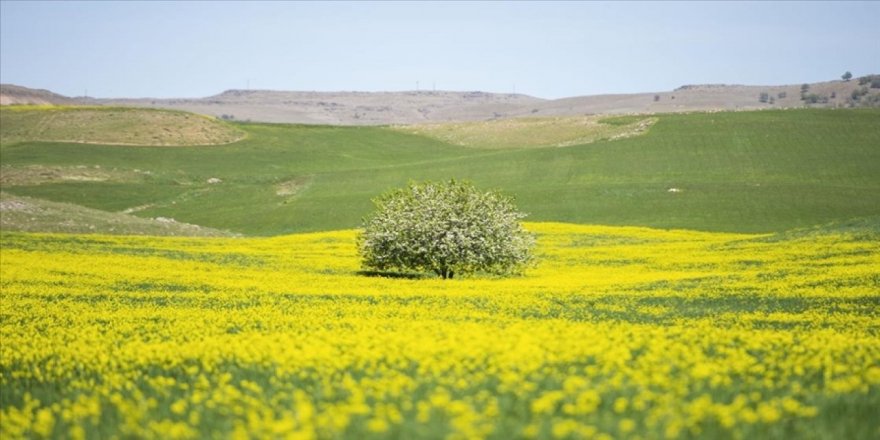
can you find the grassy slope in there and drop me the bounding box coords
[392,115,656,149]
[0,192,237,236]
[2,108,879,235]
[0,106,245,146]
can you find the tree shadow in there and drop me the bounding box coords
[355,270,430,280]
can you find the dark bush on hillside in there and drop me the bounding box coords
[802,94,827,104]
[863,94,880,106]
[851,87,869,101]
[856,75,880,86]
[358,180,534,279]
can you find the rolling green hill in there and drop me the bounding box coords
[0,192,237,236]
[1,107,878,235]
[0,105,245,146]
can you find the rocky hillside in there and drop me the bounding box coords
[0,84,79,105]
[98,90,546,125]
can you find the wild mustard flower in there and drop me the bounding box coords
[0,222,877,438]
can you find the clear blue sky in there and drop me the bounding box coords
[1,1,878,99]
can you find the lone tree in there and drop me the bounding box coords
[358,180,535,279]
[842,71,853,81]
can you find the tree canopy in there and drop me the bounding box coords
[358,180,534,279]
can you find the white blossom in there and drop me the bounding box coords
[357,180,535,279]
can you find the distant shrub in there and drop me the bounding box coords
[654,95,660,102]
[851,87,869,101]
[863,93,880,106]
[778,92,787,99]
[802,94,828,104]
[842,71,853,81]
[854,75,880,88]
[801,84,810,93]
[831,91,837,99]
[759,92,769,103]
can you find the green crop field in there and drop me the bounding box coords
[2,107,878,235]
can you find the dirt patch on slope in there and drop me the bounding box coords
[0,165,151,186]
[0,192,238,237]
[394,115,657,149]
[275,176,314,204]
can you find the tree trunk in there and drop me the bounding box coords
[437,267,452,279]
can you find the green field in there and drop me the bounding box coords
[1,107,879,235]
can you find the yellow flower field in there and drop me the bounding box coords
[1,222,878,439]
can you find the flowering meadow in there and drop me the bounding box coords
[1,222,878,439]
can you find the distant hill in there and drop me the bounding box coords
[95,89,547,125]
[0,84,80,105]
[2,76,878,125]
[0,106,245,146]
[529,80,880,118]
